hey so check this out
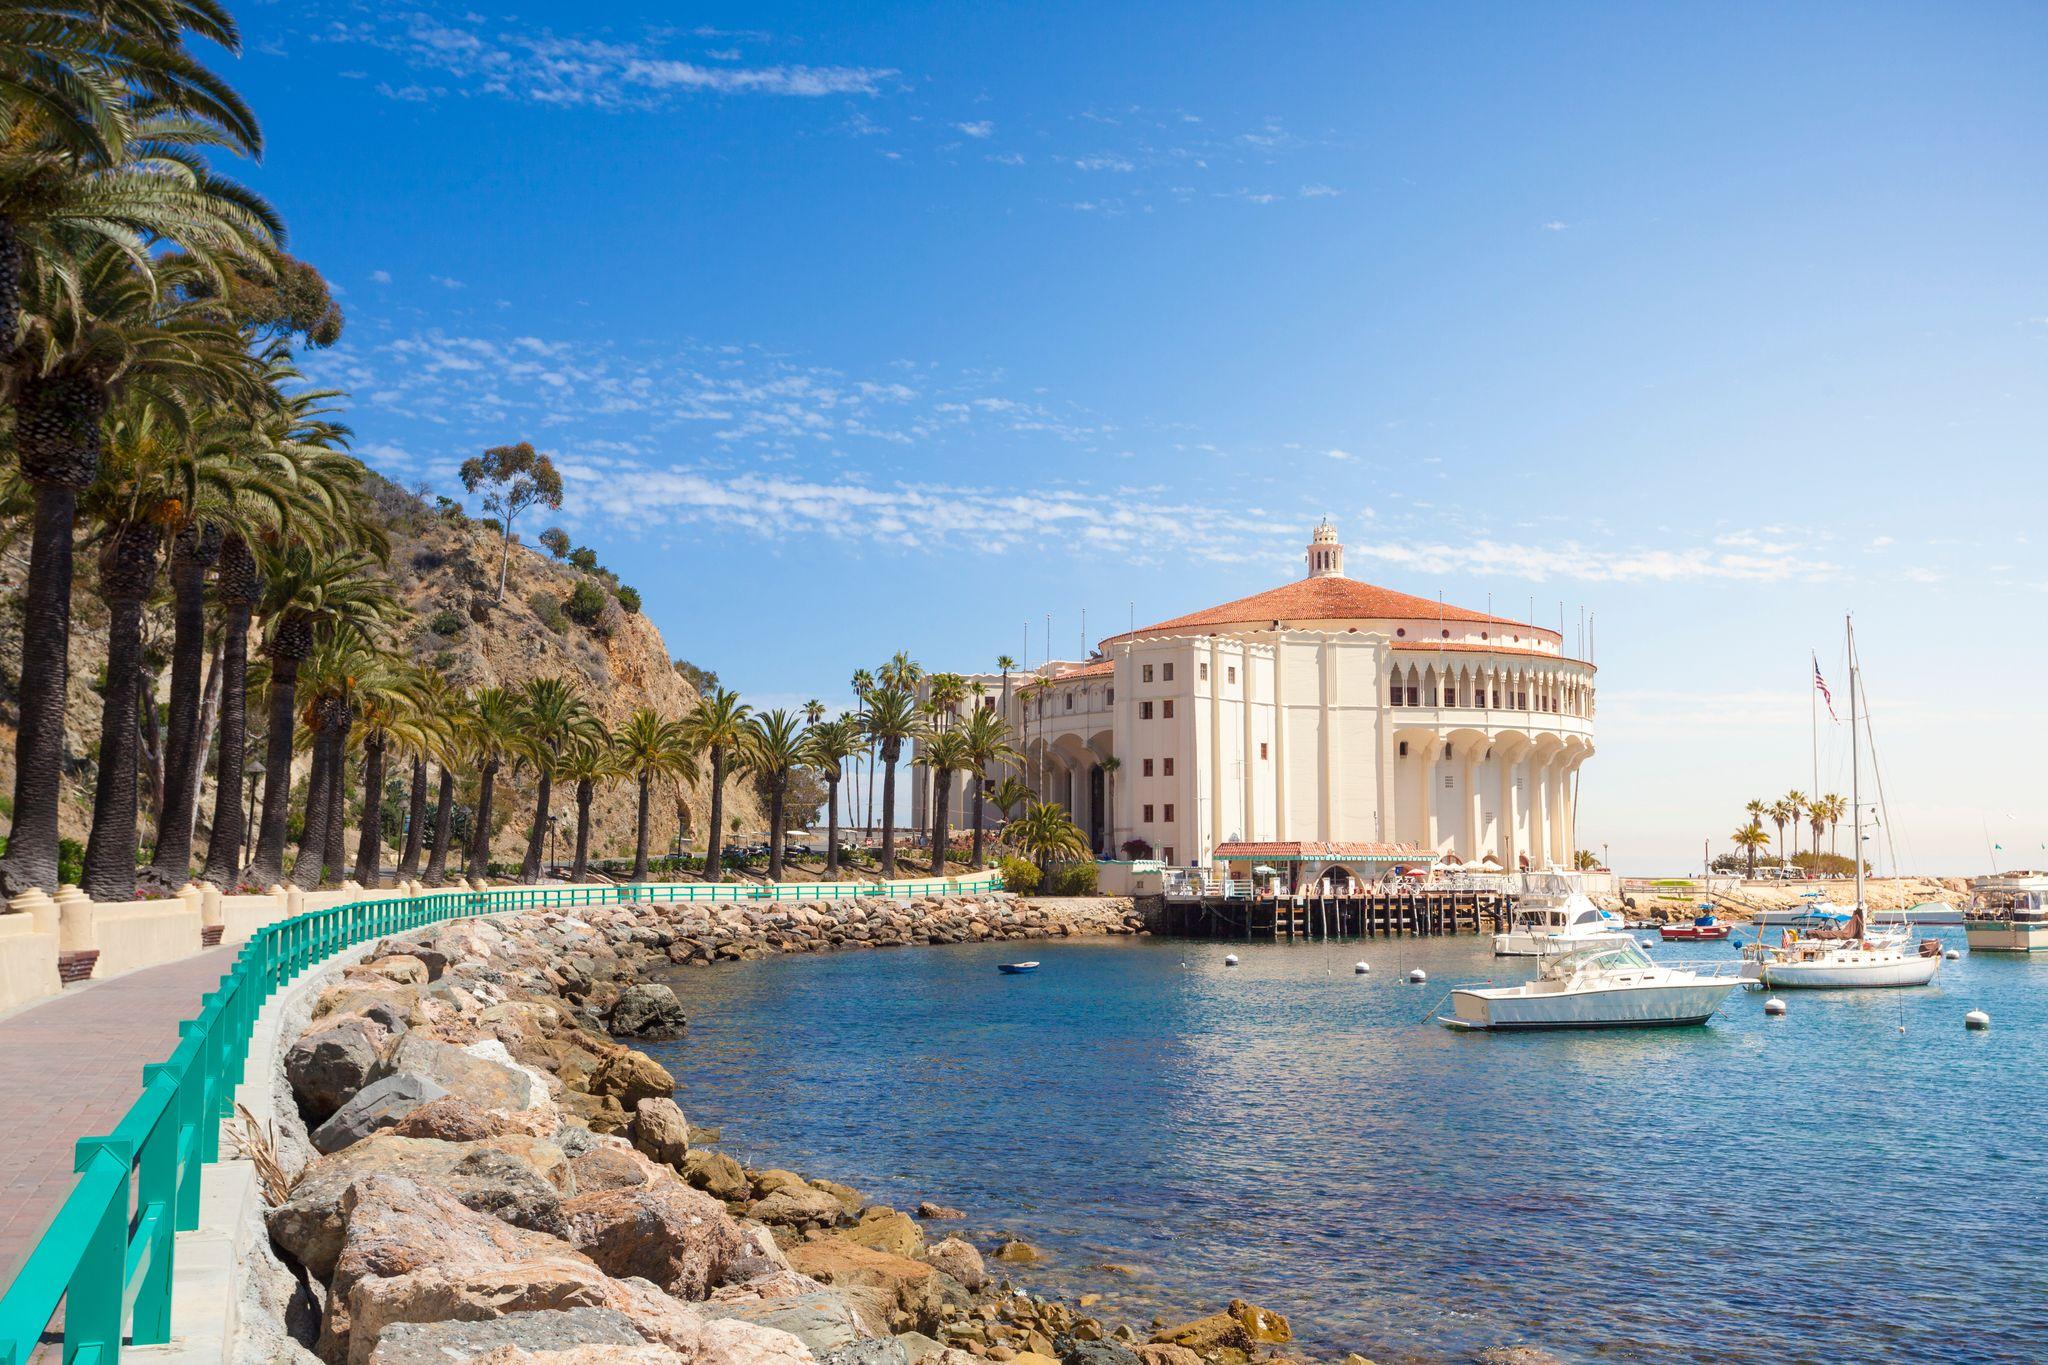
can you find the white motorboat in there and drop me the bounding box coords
[1444,939,1744,1030]
[1739,617,1942,990]
[1493,870,1632,956]
[1963,873,2048,953]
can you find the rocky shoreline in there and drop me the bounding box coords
[249,891,1550,1365]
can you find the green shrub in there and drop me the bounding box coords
[539,527,571,559]
[58,838,84,885]
[429,608,467,637]
[563,580,606,626]
[616,585,641,614]
[997,855,1040,895]
[528,589,567,633]
[1045,861,1099,896]
[568,546,599,572]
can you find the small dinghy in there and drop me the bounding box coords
[997,961,1040,975]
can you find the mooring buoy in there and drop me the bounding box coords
[1408,967,1427,983]
[1945,949,1961,961]
[1354,961,1370,975]
[1764,996,1787,1016]
[1965,1009,1990,1030]
[1224,953,1240,967]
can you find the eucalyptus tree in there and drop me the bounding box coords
[745,709,807,882]
[462,686,522,881]
[242,544,392,886]
[680,687,751,883]
[804,716,864,877]
[918,726,972,879]
[612,707,689,881]
[860,684,919,880]
[458,441,562,601]
[959,707,1021,870]
[514,676,594,881]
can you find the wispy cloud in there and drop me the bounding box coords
[953,120,993,138]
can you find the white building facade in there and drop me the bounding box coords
[914,522,1594,871]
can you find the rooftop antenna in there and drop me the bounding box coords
[1081,607,1086,659]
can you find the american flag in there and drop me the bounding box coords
[1813,654,1837,721]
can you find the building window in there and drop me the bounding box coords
[1139,701,1153,720]
[1163,847,1175,864]
[1142,664,1155,683]
[1065,692,1073,710]
[1259,742,1269,759]
[1396,628,1406,638]
[1227,666,1237,684]
[1407,685,1421,706]
[1199,662,1209,681]
[1163,804,1175,822]
[1162,700,1175,719]
[1399,740,1409,757]
[1163,662,1175,682]
[1107,688,1114,704]
[1142,758,1154,777]
[1143,804,1155,823]
[1443,742,1453,759]
[1163,758,1174,776]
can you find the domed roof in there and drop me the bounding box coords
[1102,574,1527,646]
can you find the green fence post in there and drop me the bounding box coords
[129,1067,181,1344]
[65,1137,134,1365]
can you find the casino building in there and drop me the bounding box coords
[913,521,1596,873]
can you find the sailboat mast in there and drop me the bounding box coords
[1849,615,1864,912]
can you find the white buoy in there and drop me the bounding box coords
[1945,949,1961,961]
[1408,967,1427,984]
[1965,1008,1990,1030]
[1764,996,1787,1016]
[1223,953,1240,967]
[1639,938,1656,948]
[1353,961,1370,975]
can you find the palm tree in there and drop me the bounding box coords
[989,776,1033,832]
[1767,800,1791,868]
[1733,820,1770,878]
[1783,790,1807,866]
[513,676,589,882]
[805,716,863,878]
[461,687,522,882]
[1808,796,1830,867]
[1008,800,1090,875]
[1097,754,1121,859]
[802,699,825,726]
[348,663,419,887]
[958,708,1020,870]
[745,710,807,882]
[1821,793,1846,860]
[861,685,920,880]
[77,512,162,899]
[680,687,751,883]
[919,727,972,877]
[289,631,371,889]
[393,668,457,882]
[612,707,688,881]
[242,544,391,886]
[421,694,470,887]
[0,246,254,894]
[561,723,617,882]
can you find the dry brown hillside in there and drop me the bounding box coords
[0,476,762,874]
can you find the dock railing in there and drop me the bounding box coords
[0,870,1000,1365]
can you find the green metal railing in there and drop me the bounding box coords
[0,870,999,1365]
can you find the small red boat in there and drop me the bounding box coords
[1660,909,1732,942]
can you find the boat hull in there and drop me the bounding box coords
[1492,930,1633,957]
[1963,920,2048,953]
[1658,924,1731,941]
[1760,953,1941,988]
[1449,980,1741,1030]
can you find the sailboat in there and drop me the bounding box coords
[1742,618,1942,989]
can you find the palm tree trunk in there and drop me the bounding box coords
[398,757,427,878]
[351,732,386,886]
[880,742,899,879]
[324,713,351,886]
[469,758,499,880]
[825,773,842,877]
[291,721,336,890]
[180,642,224,842]
[199,602,252,887]
[971,780,986,869]
[138,669,165,831]
[702,746,726,883]
[81,596,150,901]
[931,774,951,878]
[0,487,79,895]
[521,769,552,881]
[246,654,304,887]
[767,778,786,882]
[423,767,456,884]
[632,770,652,881]
[573,778,594,881]
[148,538,212,885]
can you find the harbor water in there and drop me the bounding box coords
[648,930,2045,1364]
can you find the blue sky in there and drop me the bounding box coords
[228,2,2048,871]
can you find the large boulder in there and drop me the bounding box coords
[836,1210,920,1259]
[561,1182,752,1299]
[920,1238,984,1293]
[681,1151,751,1203]
[783,1241,944,1333]
[316,982,422,1024]
[288,1017,394,1124]
[1149,1302,1290,1355]
[608,983,687,1038]
[269,1135,571,1281]
[750,1185,845,1229]
[570,1141,675,1194]
[632,1098,690,1167]
[365,1306,646,1362]
[1056,1340,1141,1365]
[704,1271,876,1355]
[820,1340,910,1365]
[590,1050,675,1109]
[382,1033,540,1115]
[311,1074,448,1154]
[390,1096,525,1143]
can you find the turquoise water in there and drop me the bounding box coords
[647,931,2046,1363]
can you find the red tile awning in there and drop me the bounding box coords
[1212,840,1422,863]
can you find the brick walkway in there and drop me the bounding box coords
[0,945,237,1296]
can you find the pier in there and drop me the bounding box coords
[1161,886,1508,940]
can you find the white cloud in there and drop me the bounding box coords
[369,269,392,285]
[1326,449,1353,461]
[953,120,993,138]
[1542,220,1569,231]
[1070,154,1135,173]
[1300,183,1340,198]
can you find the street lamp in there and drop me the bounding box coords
[547,812,561,880]
[243,756,266,862]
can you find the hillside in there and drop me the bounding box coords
[0,474,764,877]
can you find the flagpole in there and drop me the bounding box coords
[1811,651,1819,868]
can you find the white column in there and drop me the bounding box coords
[1272,634,1290,838]
[1317,640,1334,841]
[1464,745,1483,862]
[1500,755,1520,869]
[1209,637,1226,859]
[1526,753,1548,869]
[1418,737,1437,852]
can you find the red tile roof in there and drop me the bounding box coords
[1100,575,1550,647]
[1212,840,1423,862]
[1050,660,1115,681]
[1392,640,1595,669]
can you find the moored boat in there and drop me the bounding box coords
[997,961,1040,974]
[1444,939,1744,1030]
[1659,908,1732,942]
[1492,870,1632,956]
[1962,873,2048,953]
